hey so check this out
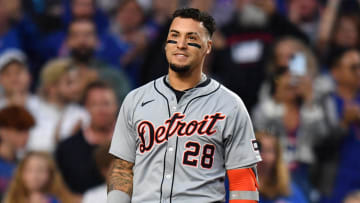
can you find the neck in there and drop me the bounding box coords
[28,191,47,203]
[0,142,16,162]
[85,124,113,145]
[46,93,65,109]
[337,85,358,101]
[0,22,8,35]
[284,100,298,109]
[168,66,203,91]
[274,93,298,107]
[5,90,29,106]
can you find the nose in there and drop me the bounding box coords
[177,37,187,49]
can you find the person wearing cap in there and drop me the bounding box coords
[0,49,53,152]
[0,106,35,200]
[0,49,36,108]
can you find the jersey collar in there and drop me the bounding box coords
[154,74,221,108]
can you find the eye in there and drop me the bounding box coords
[170,33,178,38]
[188,36,197,40]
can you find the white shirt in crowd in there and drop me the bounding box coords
[0,95,90,152]
[82,184,107,203]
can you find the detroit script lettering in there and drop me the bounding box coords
[137,113,226,153]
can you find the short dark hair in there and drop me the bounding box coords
[82,80,114,105]
[0,106,35,130]
[328,48,359,70]
[172,8,216,37]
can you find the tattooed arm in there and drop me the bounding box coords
[107,157,134,202]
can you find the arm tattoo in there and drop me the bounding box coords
[107,157,134,196]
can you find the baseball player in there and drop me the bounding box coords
[107,8,262,203]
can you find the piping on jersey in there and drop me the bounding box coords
[154,81,171,202]
[153,79,222,202]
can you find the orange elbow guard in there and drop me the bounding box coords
[227,168,259,203]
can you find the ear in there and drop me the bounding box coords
[206,40,212,54]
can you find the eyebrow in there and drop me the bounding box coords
[169,30,200,37]
[170,30,180,34]
[187,32,200,37]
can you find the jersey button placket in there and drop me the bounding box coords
[162,99,177,200]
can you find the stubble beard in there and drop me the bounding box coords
[169,63,192,74]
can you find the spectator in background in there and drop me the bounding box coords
[256,131,308,203]
[2,0,22,24]
[82,143,112,203]
[56,81,118,194]
[331,13,360,50]
[317,0,360,65]
[211,0,308,111]
[189,0,235,28]
[343,191,360,203]
[20,0,65,88]
[0,50,66,152]
[0,50,36,108]
[63,0,109,34]
[25,59,90,153]
[318,49,360,203]
[39,58,90,136]
[287,0,321,43]
[144,0,178,41]
[259,36,333,102]
[0,0,22,54]
[39,58,86,105]
[0,106,35,200]
[111,0,148,84]
[3,151,75,203]
[139,0,179,85]
[65,19,131,103]
[252,65,326,200]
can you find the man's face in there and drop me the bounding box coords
[0,128,30,150]
[57,69,83,103]
[72,0,94,19]
[334,16,359,48]
[165,17,212,73]
[85,88,118,130]
[67,21,97,62]
[116,1,143,33]
[290,0,318,21]
[335,50,360,88]
[0,62,30,94]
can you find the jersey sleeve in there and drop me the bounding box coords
[109,93,136,163]
[224,99,262,169]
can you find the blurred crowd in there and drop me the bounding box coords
[1,0,360,202]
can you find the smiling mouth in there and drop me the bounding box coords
[174,53,189,59]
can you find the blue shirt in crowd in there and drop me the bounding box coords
[0,157,16,197]
[0,28,22,54]
[323,93,360,203]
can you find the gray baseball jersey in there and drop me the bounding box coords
[109,75,261,203]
